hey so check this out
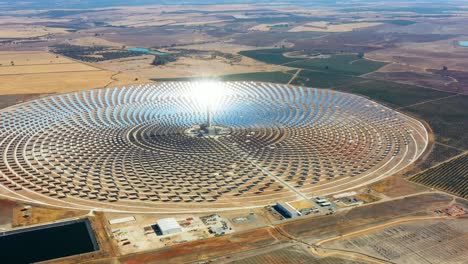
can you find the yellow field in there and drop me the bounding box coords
[0,63,100,75]
[0,26,69,38]
[0,52,71,65]
[98,54,291,79]
[0,52,143,95]
[172,20,230,26]
[68,36,124,47]
[174,42,270,53]
[248,23,290,31]
[0,16,70,25]
[0,71,137,94]
[289,22,382,32]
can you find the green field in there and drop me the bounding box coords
[405,95,468,149]
[152,71,293,83]
[240,49,387,75]
[380,20,417,26]
[238,49,298,65]
[284,55,387,76]
[330,79,452,107]
[292,70,362,88]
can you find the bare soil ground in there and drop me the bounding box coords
[367,39,468,72]
[112,193,455,264]
[325,219,468,263]
[0,93,49,109]
[289,22,382,33]
[97,27,217,48]
[68,37,124,47]
[281,193,452,242]
[0,63,100,75]
[365,38,468,93]
[370,176,429,198]
[12,204,84,228]
[118,226,288,264]
[0,26,69,38]
[0,70,139,94]
[0,199,17,229]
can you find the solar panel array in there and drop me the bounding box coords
[0,82,427,212]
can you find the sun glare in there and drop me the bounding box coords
[190,80,225,110]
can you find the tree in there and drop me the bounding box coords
[442,66,448,71]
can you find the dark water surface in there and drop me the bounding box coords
[0,219,98,264]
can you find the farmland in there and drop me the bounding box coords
[153,71,294,83]
[240,49,387,75]
[325,219,468,263]
[284,55,387,76]
[291,70,362,88]
[404,95,468,149]
[233,245,365,264]
[330,79,452,107]
[239,49,299,65]
[0,51,140,94]
[410,153,468,198]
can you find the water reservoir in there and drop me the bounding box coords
[126,47,167,55]
[458,41,468,47]
[0,219,99,264]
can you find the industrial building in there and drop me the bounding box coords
[157,218,182,235]
[275,201,302,218]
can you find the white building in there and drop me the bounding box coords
[157,218,182,235]
[275,201,301,218]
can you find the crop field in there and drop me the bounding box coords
[403,143,463,177]
[325,219,468,264]
[410,153,468,198]
[239,49,299,65]
[153,71,293,83]
[232,31,325,47]
[288,21,382,33]
[291,70,362,88]
[330,79,452,107]
[0,63,100,75]
[240,50,387,75]
[0,51,138,94]
[0,25,69,38]
[405,95,468,149]
[284,55,387,76]
[233,245,365,264]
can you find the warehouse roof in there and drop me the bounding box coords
[157,218,181,231]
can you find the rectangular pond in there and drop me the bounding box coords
[0,219,99,264]
[459,41,468,47]
[126,47,167,55]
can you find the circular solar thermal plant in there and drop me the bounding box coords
[0,82,428,213]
